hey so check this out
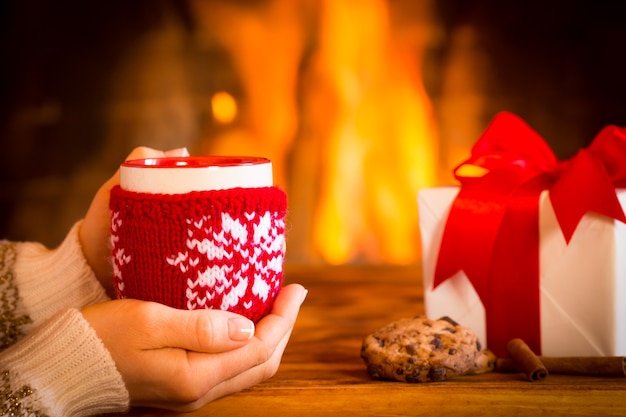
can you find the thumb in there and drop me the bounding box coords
[148,304,256,353]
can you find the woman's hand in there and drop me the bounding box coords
[79,146,189,297]
[82,283,307,412]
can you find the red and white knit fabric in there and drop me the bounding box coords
[109,185,287,322]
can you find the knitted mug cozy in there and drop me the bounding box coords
[109,185,287,322]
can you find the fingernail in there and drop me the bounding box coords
[228,317,255,341]
[301,288,309,304]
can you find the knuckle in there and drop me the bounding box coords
[127,301,153,329]
[174,384,205,404]
[254,340,275,366]
[127,146,159,161]
[190,313,215,349]
[166,368,206,404]
[131,146,151,158]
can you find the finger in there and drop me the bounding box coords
[108,146,185,188]
[93,147,165,199]
[179,285,307,401]
[268,284,308,323]
[124,146,166,161]
[168,330,294,412]
[111,146,186,189]
[207,326,294,405]
[144,304,255,353]
[125,146,189,161]
[255,284,307,343]
[168,287,306,412]
[166,284,305,355]
[164,147,190,157]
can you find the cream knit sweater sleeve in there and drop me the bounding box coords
[0,221,129,416]
[11,222,111,331]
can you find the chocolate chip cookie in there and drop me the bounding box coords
[361,316,495,382]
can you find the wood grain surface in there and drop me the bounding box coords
[117,265,626,417]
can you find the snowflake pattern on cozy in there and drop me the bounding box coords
[110,186,287,322]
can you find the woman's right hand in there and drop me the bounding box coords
[82,283,307,412]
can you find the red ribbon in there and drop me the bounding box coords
[434,112,626,357]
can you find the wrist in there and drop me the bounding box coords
[0,308,129,416]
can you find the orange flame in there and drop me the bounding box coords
[191,0,438,264]
[312,0,438,264]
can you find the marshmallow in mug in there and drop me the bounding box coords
[110,155,287,322]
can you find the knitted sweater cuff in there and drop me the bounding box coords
[13,221,110,328]
[0,308,129,416]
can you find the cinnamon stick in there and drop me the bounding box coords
[505,338,548,382]
[497,356,626,377]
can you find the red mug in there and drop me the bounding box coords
[109,156,287,322]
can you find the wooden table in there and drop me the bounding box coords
[122,265,626,417]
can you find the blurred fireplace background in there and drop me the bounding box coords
[1,0,625,265]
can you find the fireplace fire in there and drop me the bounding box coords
[2,1,623,266]
[190,0,442,264]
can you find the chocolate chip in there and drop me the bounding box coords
[438,316,459,326]
[428,367,448,382]
[405,343,419,356]
[367,364,383,378]
[405,371,421,383]
[373,336,385,347]
[429,334,443,351]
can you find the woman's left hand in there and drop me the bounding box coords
[79,146,189,297]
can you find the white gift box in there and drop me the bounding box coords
[418,187,626,356]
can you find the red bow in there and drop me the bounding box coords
[433,112,626,356]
